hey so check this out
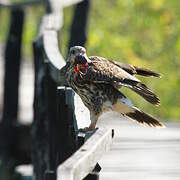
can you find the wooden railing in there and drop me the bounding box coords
[58,128,114,180]
[0,0,114,180]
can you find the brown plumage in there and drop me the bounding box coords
[60,46,164,130]
[87,56,160,105]
[111,60,161,77]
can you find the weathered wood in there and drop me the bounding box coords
[57,128,114,180]
[32,35,60,180]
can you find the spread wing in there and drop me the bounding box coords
[83,56,160,105]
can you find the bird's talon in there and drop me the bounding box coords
[79,127,95,133]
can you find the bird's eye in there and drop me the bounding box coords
[71,50,75,55]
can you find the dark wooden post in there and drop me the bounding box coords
[32,39,78,180]
[32,38,59,180]
[56,87,78,165]
[2,9,24,123]
[0,8,25,180]
[32,0,91,179]
[68,0,91,50]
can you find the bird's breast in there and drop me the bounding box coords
[66,69,120,115]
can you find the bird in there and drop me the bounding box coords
[60,46,164,131]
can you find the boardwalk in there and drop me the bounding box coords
[0,58,180,180]
[98,116,180,180]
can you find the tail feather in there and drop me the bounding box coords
[126,108,164,128]
[121,79,160,105]
[134,66,161,77]
[113,98,164,128]
[131,83,160,105]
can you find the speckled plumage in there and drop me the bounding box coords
[60,46,164,130]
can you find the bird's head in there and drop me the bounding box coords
[67,46,87,63]
[67,46,90,75]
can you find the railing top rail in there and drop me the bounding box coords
[57,128,114,180]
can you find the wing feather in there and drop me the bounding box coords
[91,56,161,77]
[83,56,160,105]
[88,56,140,83]
[112,61,161,77]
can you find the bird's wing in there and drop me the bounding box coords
[90,56,160,77]
[111,61,161,77]
[83,56,160,105]
[88,56,140,83]
[113,91,164,128]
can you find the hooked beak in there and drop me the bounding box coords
[75,54,88,65]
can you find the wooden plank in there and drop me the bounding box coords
[98,119,180,180]
[40,13,63,32]
[57,128,114,180]
[43,30,65,70]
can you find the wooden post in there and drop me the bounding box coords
[32,37,59,180]
[77,131,101,180]
[2,8,24,123]
[68,0,91,50]
[32,38,78,180]
[56,87,78,164]
[0,8,25,180]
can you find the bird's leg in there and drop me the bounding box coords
[87,113,99,131]
[79,114,99,132]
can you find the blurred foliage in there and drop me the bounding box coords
[0,4,45,58]
[0,0,180,120]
